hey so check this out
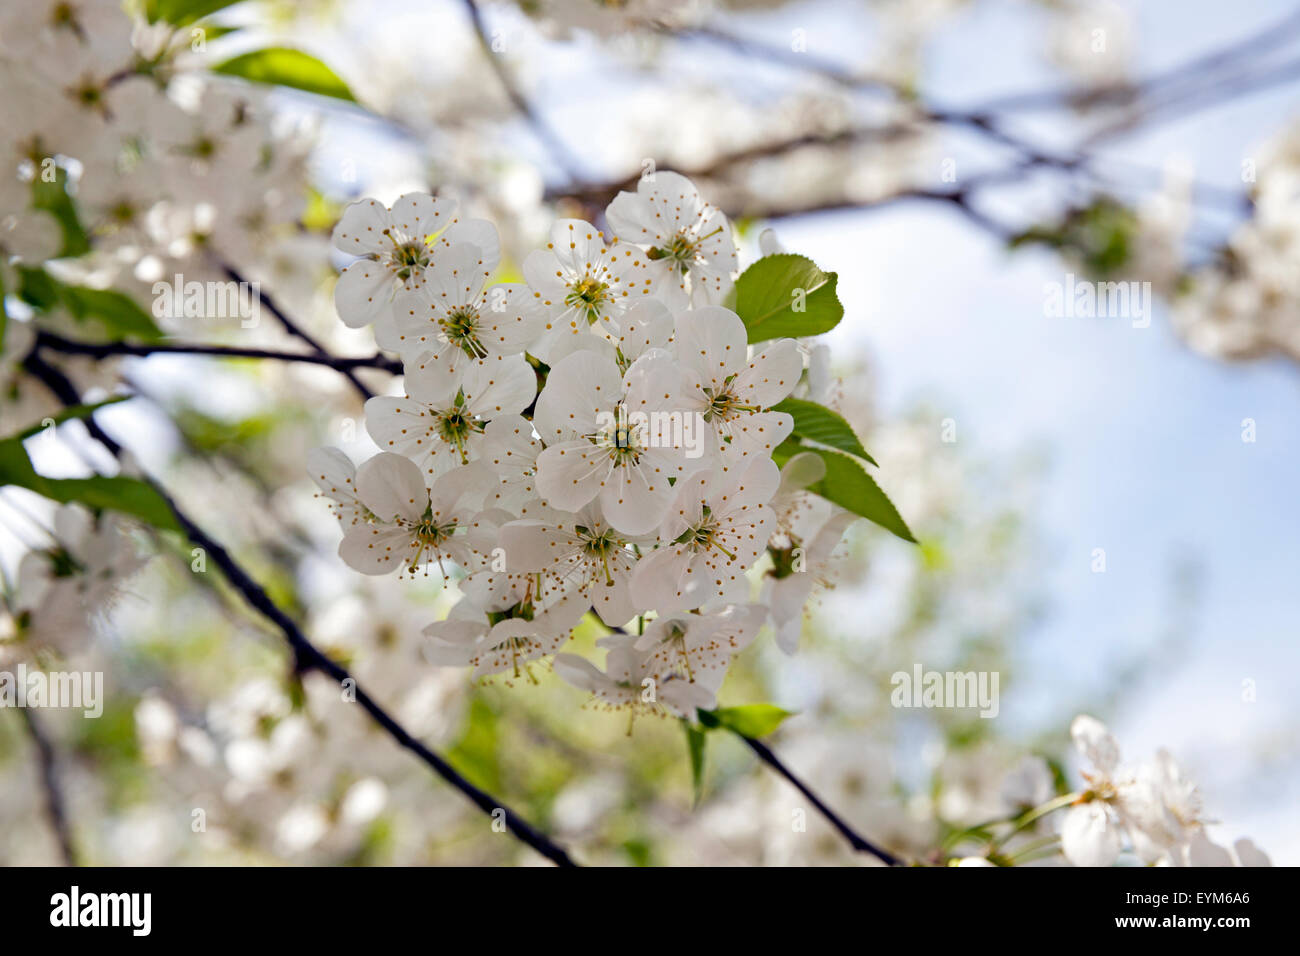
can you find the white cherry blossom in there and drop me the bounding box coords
[365,352,536,483]
[630,454,779,613]
[386,238,543,360]
[605,170,739,306]
[522,218,657,363]
[532,349,696,535]
[332,192,498,340]
[338,453,485,576]
[673,305,800,464]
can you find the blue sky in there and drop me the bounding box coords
[768,0,1300,860]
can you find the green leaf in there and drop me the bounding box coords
[145,0,243,26]
[18,268,163,342]
[0,435,179,532]
[683,720,707,806]
[697,704,795,739]
[730,253,843,343]
[212,48,357,102]
[774,396,876,465]
[5,397,131,442]
[31,169,91,258]
[774,441,916,543]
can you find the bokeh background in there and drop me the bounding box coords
[1,0,1297,865]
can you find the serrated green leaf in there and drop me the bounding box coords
[0,435,179,532]
[731,253,843,343]
[774,396,876,465]
[774,440,915,543]
[697,704,795,739]
[683,720,707,806]
[212,47,357,102]
[5,397,131,442]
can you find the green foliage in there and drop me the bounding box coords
[145,0,243,25]
[212,48,357,102]
[7,398,130,441]
[1010,198,1138,277]
[18,267,163,342]
[697,703,795,738]
[730,253,843,343]
[447,696,503,793]
[683,720,707,805]
[31,169,91,258]
[0,430,180,532]
[774,396,876,464]
[773,440,915,543]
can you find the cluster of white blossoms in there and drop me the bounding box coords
[1060,715,1270,867]
[312,171,855,716]
[0,0,318,315]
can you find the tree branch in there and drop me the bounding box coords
[19,708,78,866]
[33,330,403,376]
[22,348,577,868]
[601,621,901,865]
[459,0,587,182]
[741,733,901,866]
[216,259,376,401]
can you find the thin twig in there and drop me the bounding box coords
[459,0,587,181]
[601,622,901,865]
[740,734,902,866]
[19,708,77,866]
[216,260,376,401]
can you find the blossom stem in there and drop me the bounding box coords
[23,348,578,868]
[990,792,1084,850]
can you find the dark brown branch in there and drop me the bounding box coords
[19,708,77,866]
[741,733,901,866]
[216,259,376,401]
[33,329,403,375]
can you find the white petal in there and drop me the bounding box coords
[334,259,392,328]
[533,350,621,443]
[339,523,411,575]
[674,305,748,385]
[332,197,390,255]
[735,338,803,408]
[355,452,427,522]
[1071,714,1121,774]
[1061,803,1121,867]
[462,354,536,418]
[535,441,608,513]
